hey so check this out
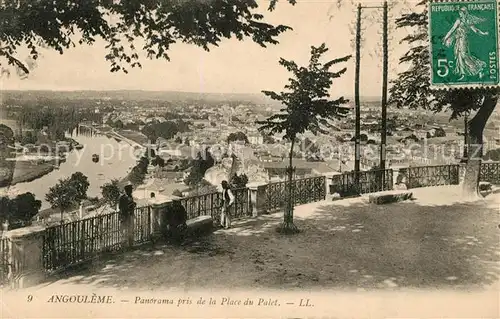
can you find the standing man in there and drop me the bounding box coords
[220,180,234,229]
[119,182,136,248]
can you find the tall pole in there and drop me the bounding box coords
[354,3,362,175]
[463,111,469,161]
[379,1,388,170]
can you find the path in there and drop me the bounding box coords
[32,186,500,292]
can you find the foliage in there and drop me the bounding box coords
[128,166,146,186]
[0,192,41,229]
[45,177,79,218]
[141,120,190,142]
[0,124,15,188]
[68,172,90,202]
[128,156,150,186]
[256,43,350,232]
[257,44,351,140]
[164,111,183,120]
[12,105,91,141]
[101,179,121,207]
[187,180,218,196]
[144,147,156,159]
[112,120,124,129]
[17,130,38,145]
[138,156,150,172]
[261,132,275,144]
[389,0,498,196]
[388,0,498,120]
[230,174,249,188]
[227,131,249,144]
[184,149,215,187]
[151,155,166,167]
[0,0,296,76]
[172,189,184,197]
[87,196,100,205]
[105,118,114,126]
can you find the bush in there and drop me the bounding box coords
[172,189,184,197]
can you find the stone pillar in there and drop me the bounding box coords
[323,172,337,196]
[78,203,84,219]
[458,163,467,185]
[6,225,46,289]
[248,182,268,217]
[328,172,342,196]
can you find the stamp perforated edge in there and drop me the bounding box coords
[428,0,500,91]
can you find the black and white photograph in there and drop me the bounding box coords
[0,0,499,318]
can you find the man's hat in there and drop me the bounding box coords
[124,181,133,189]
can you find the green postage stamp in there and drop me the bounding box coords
[429,0,500,88]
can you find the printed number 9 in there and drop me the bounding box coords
[437,59,453,78]
[27,295,33,302]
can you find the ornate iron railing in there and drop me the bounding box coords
[480,162,500,184]
[0,237,9,285]
[42,206,151,272]
[330,169,393,196]
[177,188,250,224]
[405,164,460,189]
[265,176,326,212]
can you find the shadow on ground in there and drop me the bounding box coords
[49,190,500,291]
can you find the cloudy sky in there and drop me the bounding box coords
[0,0,419,97]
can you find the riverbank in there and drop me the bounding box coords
[11,161,56,185]
[116,129,149,146]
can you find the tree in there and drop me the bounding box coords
[68,172,90,202]
[184,149,215,187]
[113,120,124,129]
[105,118,114,126]
[389,0,498,197]
[152,155,166,168]
[144,148,156,159]
[137,156,150,174]
[101,179,121,208]
[129,166,146,186]
[256,44,351,234]
[20,130,37,145]
[172,189,184,197]
[141,120,190,142]
[261,132,275,144]
[0,0,295,77]
[0,192,41,229]
[230,174,249,188]
[227,131,250,144]
[46,177,79,222]
[0,124,15,188]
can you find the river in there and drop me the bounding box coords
[6,127,140,209]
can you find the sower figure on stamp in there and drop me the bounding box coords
[220,180,235,229]
[119,182,136,248]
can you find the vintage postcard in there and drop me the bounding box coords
[0,0,499,318]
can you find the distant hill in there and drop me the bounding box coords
[0,90,376,106]
[0,90,275,105]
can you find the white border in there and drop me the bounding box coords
[428,0,500,90]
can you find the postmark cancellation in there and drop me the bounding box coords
[428,0,500,90]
